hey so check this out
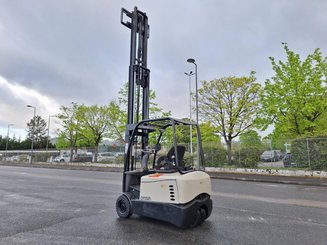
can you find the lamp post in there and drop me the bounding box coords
[187,58,200,169]
[187,58,198,125]
[46,115,55,151]
[184,71,194,154]
[27,105,36,164]
[5,124,14,158]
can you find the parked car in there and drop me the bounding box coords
[260,150,280,162]
[114,152,124,158]
[73,153,93,162]
[54,155,70,163]
[95,152,115,162]
[274,150,284,160]
[283,153,293,168]
[54,152,93,163]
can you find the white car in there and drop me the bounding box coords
[95,152,115,162]
[114,152,124,158]
[54,155,70,163]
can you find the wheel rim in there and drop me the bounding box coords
[119,201,127,213]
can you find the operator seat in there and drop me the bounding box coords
[155,145,186,170]
[167,145,186,167]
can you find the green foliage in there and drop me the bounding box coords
[55,132,71,149]
[76,104,111,147]
[263,131,291,152]
[291,136,327,171]
[199,122,225,167]
[198,73,262,164]
[54,82,171,153]
[199,122,220,143]
[106,101,126,143]
[238,131,261,167]
[0,135,31,150]
[238,130,263,168]
[56,103,80,152]
[118,82,171,121]
[202,142,226,167]
[26,115,48,148]
[240,130,262,148]
[110,83,172,144]
[33,152,53,162]
[260,43,327,138]
[175,119,193,144]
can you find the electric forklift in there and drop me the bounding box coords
[115,7,212,228]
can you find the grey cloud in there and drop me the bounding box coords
[0,0,327,135]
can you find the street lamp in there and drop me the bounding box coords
[5,124,14,158]
[184,71,194,154]
[46,115,55,151]
[27,105,36,164]
[187,58,199,125]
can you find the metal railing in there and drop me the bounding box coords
[1,138,326,171]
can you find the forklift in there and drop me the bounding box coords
[116,7,212,228]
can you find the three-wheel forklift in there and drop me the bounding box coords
[116,7,212,228]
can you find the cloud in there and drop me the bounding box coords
[0,0,327,138]
[0,76,60,133]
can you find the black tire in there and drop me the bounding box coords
[190,209,201,228]
[116,194,132,218]
[198,208,207,225]
[60,159,64,163]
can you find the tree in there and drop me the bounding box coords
[76,104,112,162]
[199,122,220,143]
[110,82,171,143]
[55,132,70,149]
[118,82,171,121]
[106,101,126,143]
[26,115,47,148]
[56,103,80,162]
[198,73,261,165]
[240,130,262,147]
[261,43,327,138]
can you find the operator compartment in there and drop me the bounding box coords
[140,171,211,204]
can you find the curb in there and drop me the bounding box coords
[208,172,327,187]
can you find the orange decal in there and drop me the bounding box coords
[149,173,163,177]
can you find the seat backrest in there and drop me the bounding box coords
[167,145,186,166]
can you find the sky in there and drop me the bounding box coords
[0,0,327,140]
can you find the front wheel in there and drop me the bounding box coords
[116,194,132,218]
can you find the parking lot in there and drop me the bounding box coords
[1,165,326,245]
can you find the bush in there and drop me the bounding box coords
[292,136,327,171]
[115,155,124,165]
[238,147,261,168]
[33,153,53,162]
[202,142,227,167]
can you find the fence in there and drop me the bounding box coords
[201,138,327,171]
[1,138,326,171]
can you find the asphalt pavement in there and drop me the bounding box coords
[0,165,326,245]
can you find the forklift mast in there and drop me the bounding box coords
[121,7,150,175]
[121,7,150,126]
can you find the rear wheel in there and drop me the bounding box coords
[191,207,207,227]
[198,207,207,225]
[190,209,201,228]
[116,194,132,218]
